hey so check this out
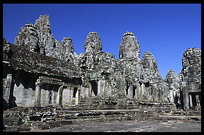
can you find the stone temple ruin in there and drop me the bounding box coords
[3,15,201,131]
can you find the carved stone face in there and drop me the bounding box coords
[142,52,156,69]
[28,28,39,52]
[62,37,74,54]
[119,32,140,59]
[124,38,138,57]
[15,26,39,52]
[181,48,201,85]
[183,48,201,68]
[165,70,179,87]
[84,32,102,54]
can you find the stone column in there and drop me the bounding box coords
[56,85,64,107]
[97,80,102,96]
[4,74,12,105]
[128,85,133,99]
[196,94,200,106]
[75,88,80,105]
[83,87,89,98]
[189,94,193,108]
[135,85,139,99]
[109,84,112,96]
[34,78,42,107]
[67,87,71,105]
[80,86,84,99]
[88,82,92,97]
[62,87,72,106]
[141,83,145,99]
[52,90,57,105]
[70,87,73,104]
[106,82,112,96]
[137,84,141,100]
[182,82,189,110]
[101,80,106,97]
[103,81,108,97]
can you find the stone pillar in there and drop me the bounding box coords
[196,94,200,106]
[103,81,107,97]
[75,88,80,105]
[56,85,64,107]
[137,84,142,100]
[135,85,139,100]
[34,78,42,107]
[83,87,89,97]
[4,74,12,105]
[67,87,71,105]
[141,83,145,98]
[88,82,92,97]
[189,94,193,108]
[99,80,105,97]
[80,86,84,99]
[70,87,73,104]
[52,90,57,105]
[106,82,112,96]
[128,85,133,99]
[109,84,112,96]
[62,87,72,107]
[182,82,189,110]
[97,80,102,96]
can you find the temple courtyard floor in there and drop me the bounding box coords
[30,120,201,132]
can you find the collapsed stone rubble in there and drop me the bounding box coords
[3,15,201,131]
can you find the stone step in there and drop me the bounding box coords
[3,117,23,126]
[17,126,32,132]
[60,120,73,125]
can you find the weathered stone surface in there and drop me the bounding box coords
[165,69,180,107]
[3,14,201,125]
[119,32,140,59]
[3,74,12,105]
[140,51,167,101]
[14,14,77,62]
[14,23,40,53]
[141,51,163,84]
[84,32,102,54]
[179,48,201,110]
[179,48,201,88]
[34,14,56,56]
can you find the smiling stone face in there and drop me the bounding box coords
[181,47,201,84]
[84,32,102,54]
[14,24,39,53]
[119,32,140,59]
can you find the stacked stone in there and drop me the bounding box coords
[14,14,77,64]
[83,32,103,71]
[179,48,201,110]
[141,51,163,83]
[180,48,201,84]
[118,32,143,100]
[119,32,140,59]
[53,37,78,65]
[78,32,117,98]
[14,23,40,53]
[165,69,180,107]
[10,14,202,111]
[141,51,166,101]
[84,32,102,54]
[34,14,56,56]
[3,38,12,60]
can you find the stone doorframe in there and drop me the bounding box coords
[34,76,80,107]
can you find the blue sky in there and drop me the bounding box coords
[3,4,201,79]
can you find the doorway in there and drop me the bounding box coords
[90,81,98,96]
